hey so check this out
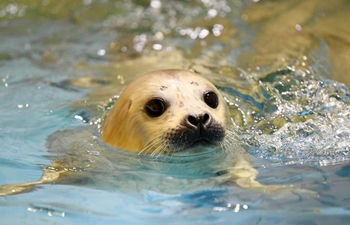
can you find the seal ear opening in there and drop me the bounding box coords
[127,100,132,110]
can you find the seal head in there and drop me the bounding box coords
[101,69,233,154]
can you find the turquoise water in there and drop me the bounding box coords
[1,0,350,224]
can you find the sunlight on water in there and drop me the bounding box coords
[0,0,350,224]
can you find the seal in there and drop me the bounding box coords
[101,69,234,154]
[0,69,297,196]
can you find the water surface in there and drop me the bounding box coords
[0,0,350,224]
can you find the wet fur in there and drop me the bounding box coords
[101,70,233,153]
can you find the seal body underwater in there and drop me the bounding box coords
[0,69,287,195]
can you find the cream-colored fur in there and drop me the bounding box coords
[101,69,232,152]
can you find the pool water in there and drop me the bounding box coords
[0,0,350,224]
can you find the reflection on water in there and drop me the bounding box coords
[240,0,350,85]
[0,0,350,224]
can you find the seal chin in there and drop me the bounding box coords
[188,139,215,149]
[169,137,221,153]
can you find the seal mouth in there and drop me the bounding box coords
[181,138,218,153]
[165,123,226,153]
[168,139,214,153]
[189,139,212,148]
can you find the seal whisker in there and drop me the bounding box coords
[142,137,166,157]
[150,145,166,158]
[220,139,231,153]
[138,138,163,156]
[155,148,167,159]
[219,129,245,157]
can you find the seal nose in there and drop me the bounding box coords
[186,113,211,129]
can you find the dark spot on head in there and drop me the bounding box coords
[128,100,132,110]
[160,85,168,91]
[190,81,199,86]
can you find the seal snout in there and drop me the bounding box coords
[186,113,211,131]
[182,112,223,147]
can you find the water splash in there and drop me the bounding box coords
[222,69,350,166]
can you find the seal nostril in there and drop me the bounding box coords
[187,113,211,128]
[188,115,199,126]
[203,113,210,125]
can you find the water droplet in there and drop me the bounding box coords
[295,24,302,31]
[97,49,106,56]
[150,0,162,9]
[207,9,217,18]
[199,29,209,39]
[152,44,162,50]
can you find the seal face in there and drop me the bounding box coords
[101,69,233,155]
[162,91,226,152]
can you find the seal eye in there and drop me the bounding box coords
[145,98,166,117]
[204,91,219,109]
